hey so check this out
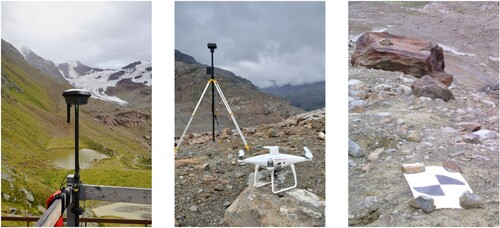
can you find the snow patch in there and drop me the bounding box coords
[439,44,476,57]
[64,60,151,106]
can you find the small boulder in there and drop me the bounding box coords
[459,191,484,209]
[349,139,364,157]
[401,163,425,174]
[455,122,481,133]
[409,195,436,213]
[411,75,454,102]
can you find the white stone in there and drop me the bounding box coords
[473,130,497,140]
[348,79,363,86]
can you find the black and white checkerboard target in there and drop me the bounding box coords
[404,166,473,209]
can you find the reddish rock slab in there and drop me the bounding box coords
[351,32,445,77]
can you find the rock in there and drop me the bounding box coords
[9,207,17,214]
[459,191,484,209]
[412,75,454,102]
[472,129,497,140]
[21,188,34,202]
[349,138,365,157]
[280,118,299,127]
[189,205,198,212]
[401,163,425,174]
[361,163,372,172]
[214,184,225,191]
[3,194,10,201]
[2,172,13,182]
[227,154,234,160]
[429,71,454,87]
[349,100,366,109]
[244,127,257,134]
[462,134,481,144]
[407,131,422,143]
[396,85,413,96]
[268,129,280,138]
[368,148,385,162]
[348,160,357,167]
[409,195,436,213]
[224,187,325,226]
[373,84,392,92]
[235,172,245,178]
[318,132,325,140]
[349,79,363,86]
[220,128,233,138]
[223,201,232,207]
[442,127,458,133]
[203,163,210,170]
[442,159,462,173]
[350,105,366,113]
[351,32,444,77]
[349,197,380,226]
[455,122,481,132]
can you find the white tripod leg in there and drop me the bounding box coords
[214,82,250,151]
[272,164,298,194]
[254,165,271,187]
[175,81,211,153]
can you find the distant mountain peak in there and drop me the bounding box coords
[175,49,199,65]
[18,46,65,80]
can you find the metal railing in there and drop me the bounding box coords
[2,216,152,227]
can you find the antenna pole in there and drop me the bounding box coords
[74,104,81,226]
[211,49,215,142]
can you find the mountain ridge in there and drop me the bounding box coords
[175,49,304,135]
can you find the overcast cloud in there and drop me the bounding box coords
[1,1,151,69]
[175,2,325,88]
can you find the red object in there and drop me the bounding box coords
[46,190,64,227]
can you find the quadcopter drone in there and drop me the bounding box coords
[238,146,313,194]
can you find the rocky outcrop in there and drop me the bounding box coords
[411,75,454,101]
[224,187,325,227]
[351,32,444,77]
[95,110,151,129]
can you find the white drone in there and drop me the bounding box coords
[238,146,313,194]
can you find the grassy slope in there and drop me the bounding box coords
[1,41,151,219]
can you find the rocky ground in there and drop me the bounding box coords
[174,109,325,227]
[348,2,499,226]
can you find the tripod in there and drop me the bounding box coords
[175,79,250,152]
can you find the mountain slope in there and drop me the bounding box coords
[260,81,325,111]
[175,49,304,135]
[1,39,151,218]
[20,47,66,81]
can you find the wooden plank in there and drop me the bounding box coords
[34,198,62,227]
[80,184,151,204]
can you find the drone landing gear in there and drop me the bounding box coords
[253,164,297,194]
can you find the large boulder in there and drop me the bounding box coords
[224,186,325,226]
[411,75,454,101]
[351,32,445,78]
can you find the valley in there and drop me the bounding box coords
[1,39,151,225]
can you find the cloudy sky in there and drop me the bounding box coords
[175,2,325,88]
[1,1,151,69]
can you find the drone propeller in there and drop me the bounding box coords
[263,146,280,155]
[303,147,313,160]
